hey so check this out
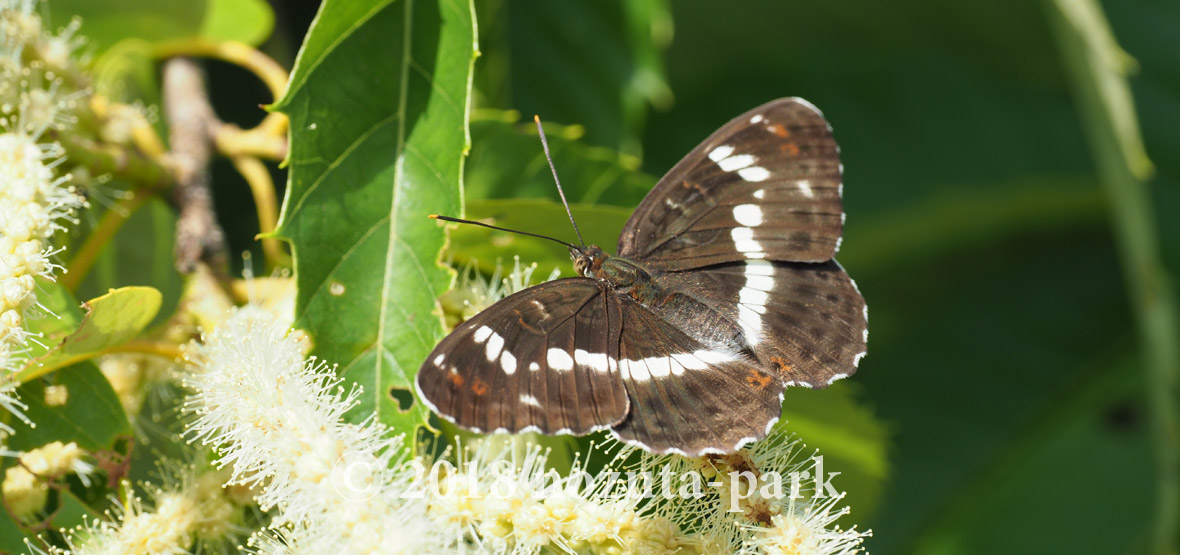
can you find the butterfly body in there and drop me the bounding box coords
[418,98,868,456]
[576,245,750,354]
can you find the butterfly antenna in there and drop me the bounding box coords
[428,214,578,250]
[534,115,586,247]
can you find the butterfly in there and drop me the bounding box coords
[416,98,867,457]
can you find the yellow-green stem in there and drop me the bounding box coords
[17,339,185,384]
[151,39,289,101]
[231,155,288,268]
[1047,1,1179,552]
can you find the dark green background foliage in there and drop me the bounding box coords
[26,0,1174,552]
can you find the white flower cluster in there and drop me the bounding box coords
[183,306,437,553]
[422,440,700,554]
[440,256,561,327]
[0,0,85,429]
[35,470,249,555]
[2,440,94,520]
[179,306,697,554]
[173,305,870,554]
[631,429,871,554]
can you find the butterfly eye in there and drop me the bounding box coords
[574,257,590,276]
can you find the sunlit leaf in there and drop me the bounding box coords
[273,0,477,441]
[18,286,162,383]
[781,383,889,519]
[49,0,275,52]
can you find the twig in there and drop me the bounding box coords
[163,58,229,274]
[1047,1,1180,552]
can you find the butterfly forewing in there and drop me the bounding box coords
[416,278,628,435]
[618,98,843,269]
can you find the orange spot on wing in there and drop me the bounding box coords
[779,143,800,156]
[446,373,465,387]
[769,356,792,375]
[472,378,490,396]
[770,124,790,137]
[746,369,772,390]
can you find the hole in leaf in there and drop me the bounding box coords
[389,387,415,412]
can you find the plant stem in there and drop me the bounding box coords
[231,155,288,268]
[1047,1,1180,552]
[152,39,290,100]
[16,339,186,384]
[56,132,171,189]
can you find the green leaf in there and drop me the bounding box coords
[906,355,1153,554]
[841,178,1106,274]
[49,489,104,539]
[49,0,275,53]
[0,508,29,554]
[76,198,182,331]
[17,286,162,383]
[90,39,160,104]
[199,0,275,46]
[273,0,477,441]
[474,0,673,155]
[780,383,889,519]
[8,362,132,452]
[22,280,84,362]
[448,199,632,278]
[3,363,131,531]
[466,110,657,206]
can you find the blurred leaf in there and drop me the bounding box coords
[22,280,84,362]
[8,362,131,452]
[475,0,672,155]
[77,197,183,331]
[273,0,477,441]
[4,363,130,533]
[856,226,1135,553]
[910,355,1151,554]
[18,286,162,383]
[49,0,274,53]
[781,383,889,519]
[90,39,159,104]
[449,199,631,278]
[199,0,274,46]
[466,110,656,206]
[0,509,28,553]
[840,178,1106,274]
[48,490,103,540]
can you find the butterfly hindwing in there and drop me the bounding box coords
[618,98,843,269]
[416,278,628,435]
[610,296,784,456]
[654,260,867,388]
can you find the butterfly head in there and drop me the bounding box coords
[571,244,606,278]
